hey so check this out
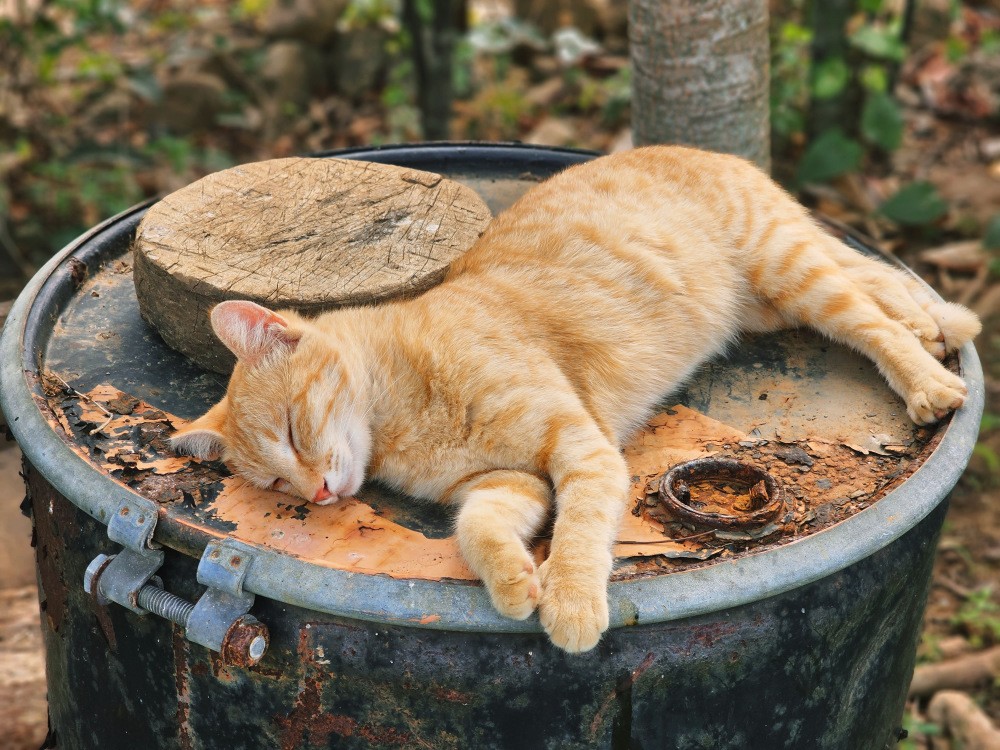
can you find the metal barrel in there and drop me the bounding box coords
[1,144,984,749]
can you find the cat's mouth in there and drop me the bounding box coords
[310,469,364,505]
[312,479,337,505]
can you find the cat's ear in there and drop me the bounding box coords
[171,400,228,460]
[211,300,302,367]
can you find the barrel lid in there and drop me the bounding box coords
[0,143,984,632]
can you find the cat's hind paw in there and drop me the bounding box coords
[484,559,541,621]
[905,368,968,425]
[537,563,609,653]
[924,301,982,353]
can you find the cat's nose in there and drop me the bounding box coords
[313,481,334,503]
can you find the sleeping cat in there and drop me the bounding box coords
[172,146,981,653]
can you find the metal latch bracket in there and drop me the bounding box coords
[83,500,268,666]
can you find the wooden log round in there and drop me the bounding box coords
[132,157,492,373]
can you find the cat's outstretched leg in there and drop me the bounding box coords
[534,413,630,653]
[749,229,977,425]
[455,471,551,620]
[818,237,981,359]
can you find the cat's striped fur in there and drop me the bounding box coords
[173,146,980,653]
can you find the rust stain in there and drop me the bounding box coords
[414,614,441,625]
[431,687,472,704]
[689,622,741,650]
[87,555,118,652]
[588,651,656,738]
[220,615,268,668]
[172,629,194,750]
[27,467,74,633]
[275,627,414,749]
[208,652,239,684]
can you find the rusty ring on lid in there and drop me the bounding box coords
[658,458,785,531]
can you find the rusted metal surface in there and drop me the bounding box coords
[658,457,786,531]
[221,615,269,668]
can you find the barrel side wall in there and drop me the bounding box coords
[28,462,941,750]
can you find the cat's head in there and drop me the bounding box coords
[171,301,371,505]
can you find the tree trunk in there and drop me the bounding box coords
[628,0,771,171]
[403,0,464,141]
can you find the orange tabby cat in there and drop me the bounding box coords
[173,146,981,653]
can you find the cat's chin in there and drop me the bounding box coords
[333,465,365,499]
[311,494,340,506]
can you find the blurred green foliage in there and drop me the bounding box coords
[778,5,911,181]
[952,587,1000,648]
[768,1,983,232]
[2,0,997,295]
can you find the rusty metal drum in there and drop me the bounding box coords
[0,144,984,749]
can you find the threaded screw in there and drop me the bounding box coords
[136,584,195,627]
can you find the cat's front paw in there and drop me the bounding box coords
[906,367,968,425]
[537,561,609,653]
[483,558,541,621]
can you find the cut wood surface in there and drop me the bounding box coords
[133,157,492,372]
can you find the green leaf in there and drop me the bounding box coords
[849,25,907,62]
[238,0,269,17]
[859,0,884,11]
[945,35,969,62]
[859,64,888,93]
[983,29,1000,56]
[811,56,850,100]
[771,108,804,138]
[879,182,949,225]
[415,0,434,23]
[982,412,1000,432]
[983,214,1000,249]
[796,129,863,184]
[861,92,904,151]
[779,21,812,46]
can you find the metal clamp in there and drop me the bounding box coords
[85,497,163,614]
[84,501,269,666]
[186,539,269,666]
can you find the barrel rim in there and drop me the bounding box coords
[0,142,984,632]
